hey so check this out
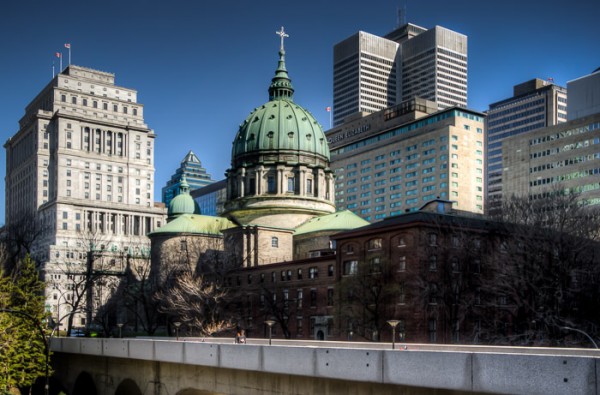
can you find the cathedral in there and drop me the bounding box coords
[149,29,368,339]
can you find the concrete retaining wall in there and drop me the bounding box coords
[51,338,600,394]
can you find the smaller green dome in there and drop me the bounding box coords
[168,177,200,219]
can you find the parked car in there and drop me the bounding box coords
[69,329,85,337]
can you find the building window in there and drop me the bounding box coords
[398,283,405,304]
[297,289,303,308]
[429,284,438,304]
[328,265,334,277]
[308,267,318,279]
[367,238,382,250]
[327,288,334,306]
[451,257,460,272]
[428,233,438,246]
[310,289,317,307]
[297,268,302,280]
[287,177,295,192]
[429,255,437,271]
[429,319,437,342]
[369,257,381,273]
[343,260,358,275]
[398,256,406,271]
[271,237,278,248]
[306,179,313,194]
[267,176,276,193]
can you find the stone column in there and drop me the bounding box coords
[239,168,246,198]
[299,166,307,196]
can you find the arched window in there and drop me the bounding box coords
[271,237,279,248]
[367,238,382,250]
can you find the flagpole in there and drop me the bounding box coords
[65,43,71,66]
[330,109,332,129]
[52,61,55,79]
[59,53,62,72]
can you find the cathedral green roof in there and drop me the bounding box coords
[294,210,370,236]
[149,214,235,236]
[231,46,329,163]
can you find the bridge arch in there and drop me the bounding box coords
[115,378,142,395]
[72,371,97,395]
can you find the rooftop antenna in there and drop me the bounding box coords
[396,3,406,28]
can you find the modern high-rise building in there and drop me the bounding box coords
[332,23,467,127]
[568,67,600,121]
[327,98,486,221]
[4,65,166,330]
[162,150,215,207]
[397,26,467,110]
[486,79,567,212]
[502,112,600,205]
[191,179,227,216]
[333,31,400,127]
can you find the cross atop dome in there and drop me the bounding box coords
[275,26,289,51]
[269,26,294,100]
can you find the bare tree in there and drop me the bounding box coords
[0,212,47,273]
[336,257,401,341]
[411,218,485,344]
[156,269,232,337]
[481,191,600,346]
[151,231,240,336]
[48,229,123,335]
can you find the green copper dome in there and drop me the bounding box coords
[168,176,200,219]
[231,49,330,166]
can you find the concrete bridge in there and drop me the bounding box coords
[49,337,600,395]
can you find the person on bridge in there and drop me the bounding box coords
[235,329,246,344]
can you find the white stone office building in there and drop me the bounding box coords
[486,79,567,213]
[332,23,467,127]
[327,98,486,221]
[4,65,166,330]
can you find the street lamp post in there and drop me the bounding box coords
[387,320,401,350]
[264,320,276,345]
[174,322,181,340]
[561,326,599,349]
[117,323,124,338]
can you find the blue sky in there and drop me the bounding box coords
[1,0,599,224]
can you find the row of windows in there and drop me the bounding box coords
[240,265,329,286]
[530,152,600,174]
[60,94,138,115]
[529,122,600,146]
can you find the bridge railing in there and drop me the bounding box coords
[50,337,600,395]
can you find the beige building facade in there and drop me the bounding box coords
[327,99,486,221]
[4,65,166,329]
